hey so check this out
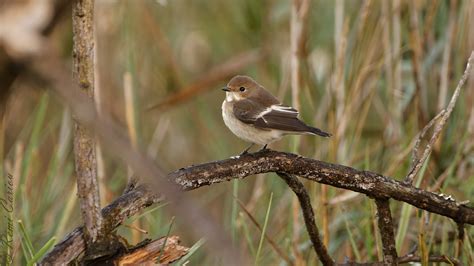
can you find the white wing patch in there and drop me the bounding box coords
[258,105,298,118]
[257,107,272,118]
[271,104,299,114]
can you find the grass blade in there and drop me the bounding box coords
[231,179,239,243]
[175,238,206,266]
[343,209,361,261]
[255,192,273,266]
[17,220,35,260]
[239,212,256,256]
[396,158,429,252]
[157,216,175,263]
[26,237,56,266]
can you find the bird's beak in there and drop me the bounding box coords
[222,87,230,92]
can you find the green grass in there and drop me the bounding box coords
[255,192,273,266]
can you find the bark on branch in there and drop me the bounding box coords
[170,150,474,225]
[277,173,334,265]
[72,0,103,249]
[39,186,162,265]
[374,198,398,265]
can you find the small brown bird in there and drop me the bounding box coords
[222,75,331,154]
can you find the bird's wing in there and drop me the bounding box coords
[232,99,266,124]
[255,104,310,132]
[234,101,311,132]
[261,104,299,118]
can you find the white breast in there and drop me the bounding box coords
[221,100,283,145]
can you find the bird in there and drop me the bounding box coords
[221,75,331,154]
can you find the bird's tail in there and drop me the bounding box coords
[307,126,332,137]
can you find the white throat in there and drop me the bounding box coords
[226,92,234,102]
[225,92,244,102]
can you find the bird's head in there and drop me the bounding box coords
[222,75,260,101]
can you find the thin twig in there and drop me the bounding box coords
[405,109,446,183]
[410,110,446,164]
[405,51,474,184]
[374,198,397,265]
[277,173,335,266]
[71,0,103,247]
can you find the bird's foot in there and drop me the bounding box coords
[238,151,248,157]
[239,143,255,156]
[232,149,250,159]
[258,144,268,152]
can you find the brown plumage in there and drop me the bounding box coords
[222,75,330,152]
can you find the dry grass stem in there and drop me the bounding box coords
[438,0,458,111]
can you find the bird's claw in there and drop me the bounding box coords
[239,150,249,156]
[258,144,268,152]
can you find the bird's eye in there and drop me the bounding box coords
[239,87,246,92]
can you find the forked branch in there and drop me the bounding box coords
[405,51,474,184]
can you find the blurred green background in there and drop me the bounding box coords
[1,0,474,264]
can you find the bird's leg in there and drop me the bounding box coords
[258,144,268,152]
[240,143,254,156]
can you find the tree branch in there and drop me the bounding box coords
[170,150,474,225]
[374,198,397,265]
[114,236,188,265]
[277,173,334,266]
[39,186,162,265]
[72,0,103,249]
